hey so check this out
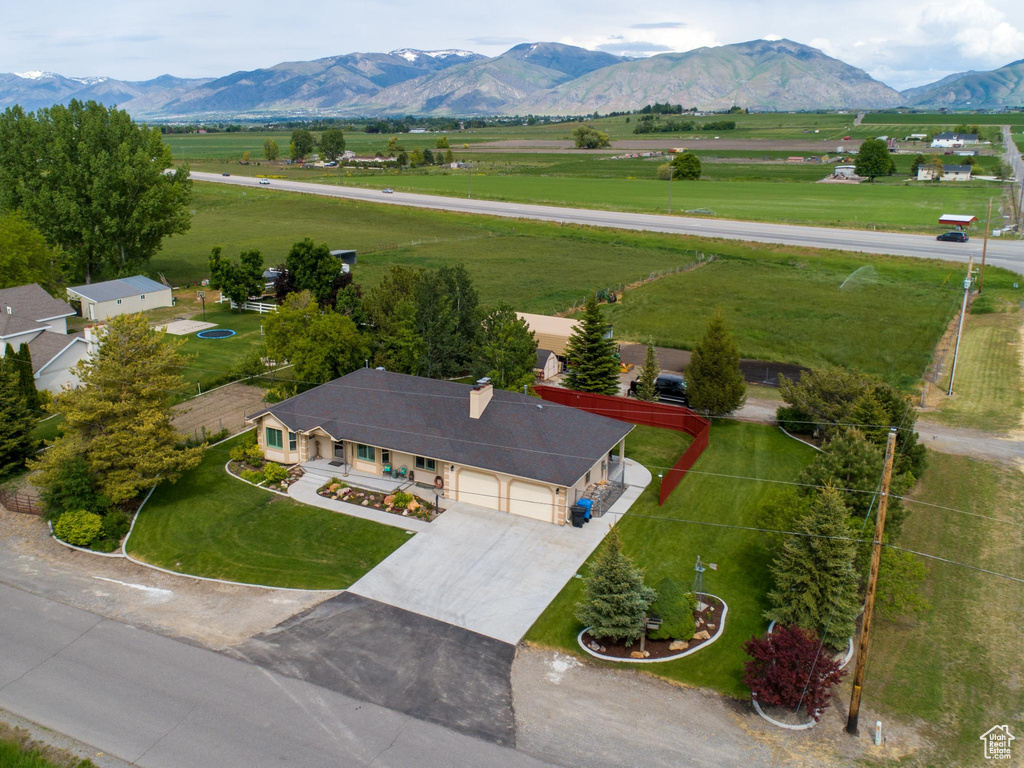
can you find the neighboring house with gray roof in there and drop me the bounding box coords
[0,283,97,393]
[247,368,633,525]
[67,275,172,321]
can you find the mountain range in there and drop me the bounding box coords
[1,40,1021,118]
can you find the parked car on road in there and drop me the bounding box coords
[629,373,690,406]
[382,188,394,194]
[937,231,969,243]
[258,178,270,185]
[222,172,230,176]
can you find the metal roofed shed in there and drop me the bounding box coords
[330,250,357,265]
[67,275,172,321]
[938,214,978,229]
[517,312,612,358]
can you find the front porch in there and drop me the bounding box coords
[300,458,413,495]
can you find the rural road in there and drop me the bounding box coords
[0,582,551,768]
[192,172,1024,274]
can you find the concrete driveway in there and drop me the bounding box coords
[348,460,651,644]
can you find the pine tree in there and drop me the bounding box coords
[849,391,889,445]
[564,295,620,395]
[31,314,205,503]
[798,428,883,519]
[0,354,34,479]
[686,310,746,415]
[764,487,862,649]
[16,343,39,412]
[634,342,659,401]
[575,527,656,645]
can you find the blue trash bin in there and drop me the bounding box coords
[577,498,593,521]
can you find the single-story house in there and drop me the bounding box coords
[517,312,612,359]
[0,283,97,393]
[534,349,559,381]
[67,275,172,321]
[918,164,972,181]
[931,132,978,148]
[246,368,633,525]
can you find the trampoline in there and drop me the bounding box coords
[196,329,236,339]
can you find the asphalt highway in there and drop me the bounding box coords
[0,583,550,768]
[193,171,1024,275]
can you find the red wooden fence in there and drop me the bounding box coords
[533,386,711,505]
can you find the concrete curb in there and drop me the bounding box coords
[778,426,824,452]
[751,696,818,730]
[289,477,429,533]
[49,521,126,559]
[766,620,854,670]
[225,460,291,497]
[576,592,728,663]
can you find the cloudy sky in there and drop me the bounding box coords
[4,0,1022,89]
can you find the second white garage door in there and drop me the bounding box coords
[508,480,555,523]
[456,469,500,510]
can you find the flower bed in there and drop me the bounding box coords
[317,479,438,522]
[227,458,304,493]
[580,594,726,662]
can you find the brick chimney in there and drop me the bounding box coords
[469,380,493,419]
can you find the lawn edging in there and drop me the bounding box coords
[122,428,342,593]
[778,426,824,452]
[751,695,818,730]
[576,592,729,663]
[766,619,854,670]
[48,521,126,559]
[225,460,290,497]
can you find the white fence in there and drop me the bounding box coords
[218,296,278,314]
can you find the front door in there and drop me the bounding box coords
[334,441,345,461]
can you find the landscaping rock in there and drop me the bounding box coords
[643,650,650,658]
[588,641,601,651]
[407,499,420,511]
[706,623,716,630]
[629,651,644,659]
[384,495,395,505]
[361,500,369,506]
[669,640,689,651]
[692,630,711,642]
[329,483,340,492]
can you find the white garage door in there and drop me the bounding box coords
[457,469,500,510]
[508,480,555,523]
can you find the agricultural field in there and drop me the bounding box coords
[862,112,1024,126]
[156,185,998,387]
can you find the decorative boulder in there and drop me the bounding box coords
[329,483,340,492]
[407,499,420,511]
[692,629,711,642]
[384,495,395,505]
[361,500,369,506]
[629,651,645,659]
[669,640,689,651]
[588,641,601,651]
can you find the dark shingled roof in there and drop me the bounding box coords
[27,330,86,373]
[251,368,633,487]
[0,284,74,338]
[535,349,555,368]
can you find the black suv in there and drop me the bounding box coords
[936,231,968,243]
[654,374,689,405]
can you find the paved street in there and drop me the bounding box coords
[192,171,1024,273]
[0,583,550,768]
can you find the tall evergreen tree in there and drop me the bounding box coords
[31,314,205,503]
[414,271,459,379]
[634,342,660,401]
[15,343,39,412]
[849,391,889,444]
[476,304,538,392]
[764,487,862,649]
[0,354,34,479]
[564,295,620,395]
[437,263,481,373]
[686,310,746,415]
[575,527,656,645]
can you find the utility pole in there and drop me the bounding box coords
[947,255,974,397]
[846,428,897,736]
[979,198,992,293]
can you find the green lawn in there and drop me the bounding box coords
[30,414,64,445]
[604,250,965,387]
[0,740,92,768]
[870,452,1024,764]
[174,306,273,392]
[125,434,411,589]
[526,420,815,697]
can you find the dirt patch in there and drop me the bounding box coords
[0,507,331,649]
[172,381,268,440]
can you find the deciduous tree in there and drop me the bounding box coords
[855,138,895,181]
[319,128,346,161]
[0,101,191,283]
[290,128,315,159]
[476,304,538,392]
[572,125,611,149]
[564,295,620,395]
[435,136,449,149]
[743,625,845,720]
[208,246,264,308]
[764,487,861,649]
[263,138,279,161]
[575,527,656,645]
[0,212,62,291]
[283,238,348,308]
[32,315,205,503]
[686,310,745,415]
[263,291,368,383]
[671,152,702,180]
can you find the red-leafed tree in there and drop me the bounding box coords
[743,625,846,721]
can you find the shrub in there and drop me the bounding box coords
[647,577,698,641]
[39,455,111,520]
[392,491,413,508]
[100,510,131,541]
[743,625,845,721]
[229,443,249,462]
[775,405,813,434]
[575,528,656,645]
[244,444,265,466]
[240,469,265,485]
[263,462,289,483]
[54,508,103,546]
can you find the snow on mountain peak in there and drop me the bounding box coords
[390,48,477,63]
[70,75,109,85]
[14,70,52,80]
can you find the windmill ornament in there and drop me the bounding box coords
[691,555,717,611]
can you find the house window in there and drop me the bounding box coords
[116,299,122,305]
[356,444,376,461]
[585,470,591,485]
[141,294,146,300]
[381,450,391,464]
[415,456,436,472]
[288,432,297,451]
[266,428,283,449]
